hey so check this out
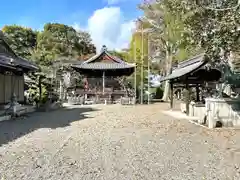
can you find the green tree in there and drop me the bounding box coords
[140,0,240,96]
[139,0,201,101]
[33,23,96,66]
[129,25,149,63]
[38,24,96,98]
[182,1,240,93]
[109,50,130,61]
[127,22,152,96]
[185,1,240,61]
[2,25,37,59]
[77,30,96,55]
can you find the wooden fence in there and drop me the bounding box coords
[0,73,24,104]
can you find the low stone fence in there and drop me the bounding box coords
[0,105,36,122]
[67,95,136,105]
[120,97,136,105]
[67,96,84,105]
[205,98,240,128]
[189,102,206,124]
[181,98,240,128]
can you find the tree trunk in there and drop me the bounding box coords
[162,80,170,101]
[162,48,173,101]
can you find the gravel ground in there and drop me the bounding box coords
[0,103,240,180]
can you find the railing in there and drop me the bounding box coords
[67,88,135,105]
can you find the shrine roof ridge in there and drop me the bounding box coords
[72,62,135,70]
[82,49,129,65]
[71,46,135,71]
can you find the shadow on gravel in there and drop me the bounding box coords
[0,106,98,147]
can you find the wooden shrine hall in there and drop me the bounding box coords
[71,45,135,104]
[160,54,222,115]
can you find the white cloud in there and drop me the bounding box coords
[77,7,135,52]
[72,23,82,32]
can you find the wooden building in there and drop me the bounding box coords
[0,32,38,105]
[71,45,135,103]
[160,54,222,114]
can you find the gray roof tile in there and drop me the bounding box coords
[72,48,135,70]
[72,62,135,70]
[160,54,206,82]
[0,32,38,71]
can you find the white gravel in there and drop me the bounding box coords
[0,103,240,180]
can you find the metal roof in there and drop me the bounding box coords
[160,54,207,82]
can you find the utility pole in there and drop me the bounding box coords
[136,18,155,104]
[147,33,150,105]
[140,21,144,104]
[134,41,137,104]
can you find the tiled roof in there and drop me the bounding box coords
[160,54,207,82]
[0,54,38,71]
[16,57,39,71]
[0,31,38,71]
[82,50,127,64]
[72,62,135,70]
[177,53,206,68]
[72,47,135,70]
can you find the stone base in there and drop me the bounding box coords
[180,98,240,128]
[0,105,36,122]
[120,97,135,105]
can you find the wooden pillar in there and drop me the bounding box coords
[170,81,173,109]
[196,84,200,102]
[185,82,190,115]
[102,71,105,95]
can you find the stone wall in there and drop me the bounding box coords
[205,98,240,128]
[182,98,240,128]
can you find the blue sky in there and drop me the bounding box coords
[0,0,142,50]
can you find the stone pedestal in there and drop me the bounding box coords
[132,97,136,105]
[189,102,206,124]
[180,102,186,113]
[189,101,195,117]
[205,98,221,128]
